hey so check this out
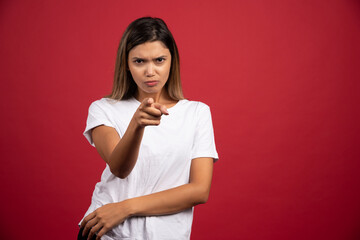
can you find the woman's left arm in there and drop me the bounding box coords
[81,157,213,240]
[129,157,214,214]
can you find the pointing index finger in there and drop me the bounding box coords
[139,98,154,110]
[153,103,169,115]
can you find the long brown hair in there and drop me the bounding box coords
[106,17,184,100]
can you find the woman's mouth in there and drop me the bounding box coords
[145,81,159,87]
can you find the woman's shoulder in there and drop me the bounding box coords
[89,97,138,109]
[172,99,212,119]
[85,98,139,119]
[180,99,210,111]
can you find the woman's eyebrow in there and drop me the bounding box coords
[155,55,167,59]
[131,55,168,60]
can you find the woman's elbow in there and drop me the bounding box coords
[199,192,210,204]
[117,172,129,179]
[194,187,210,205]
[109,166,129,179]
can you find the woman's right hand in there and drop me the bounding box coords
[132,98,169,128]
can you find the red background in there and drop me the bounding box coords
[1,0,360,239]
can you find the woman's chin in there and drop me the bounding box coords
[139,86,163,95]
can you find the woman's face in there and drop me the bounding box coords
[128,41,171,98]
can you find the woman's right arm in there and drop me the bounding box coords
[92,98,168,179]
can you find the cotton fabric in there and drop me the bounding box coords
[79,97,218,240]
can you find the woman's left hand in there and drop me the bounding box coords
[80,201,131,240]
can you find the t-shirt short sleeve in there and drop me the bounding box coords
[83,100,115,147]
[191,103,219,162]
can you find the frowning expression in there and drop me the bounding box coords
[128,41,171,96]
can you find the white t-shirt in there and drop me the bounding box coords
[79,97,218,240]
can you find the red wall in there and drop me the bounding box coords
[1,0,360,239]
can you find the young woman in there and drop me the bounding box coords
[78,17,218,240]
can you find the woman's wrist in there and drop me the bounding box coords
[129,114,145,132]
[121,199,138,217]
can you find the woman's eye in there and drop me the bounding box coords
[134,59,144,64]
[156,58,165,63]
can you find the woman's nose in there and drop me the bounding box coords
[145,63,155,77]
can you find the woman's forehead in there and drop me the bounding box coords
[129,41,170,58]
